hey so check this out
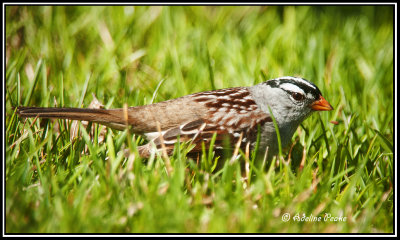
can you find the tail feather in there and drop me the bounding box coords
[16,106,128,130]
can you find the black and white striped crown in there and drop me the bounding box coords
[266,76,322,100]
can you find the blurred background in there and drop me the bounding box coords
[6,6,393,111]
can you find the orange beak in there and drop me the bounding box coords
[310,95,333,111]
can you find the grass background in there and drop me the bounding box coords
[5,5,394,233]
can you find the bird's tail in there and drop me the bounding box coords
[16,106,128,130]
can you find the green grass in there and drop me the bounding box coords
[5,5,394,233]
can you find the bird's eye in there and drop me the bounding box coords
[291,92,304,101]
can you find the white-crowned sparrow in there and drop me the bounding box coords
[16,76,333,158]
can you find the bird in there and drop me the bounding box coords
[16,76,333,159]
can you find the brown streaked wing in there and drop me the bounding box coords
[139,86,273,156]
[150,112,272,155]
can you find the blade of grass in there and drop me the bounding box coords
[371,127,393,153]
[23,59,42,106]
[206,46,216,91]
[78,73,91,107]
